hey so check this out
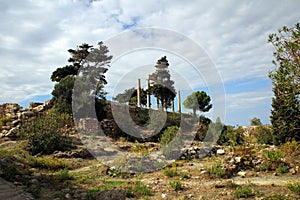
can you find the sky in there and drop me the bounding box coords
[1,0,299,126]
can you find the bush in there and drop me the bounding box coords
[0,117,10,129]
[217,126,244,146]
[276,163,289,174]
[19,111,72,155]
[263,149,285,163]
[252,126,273,144]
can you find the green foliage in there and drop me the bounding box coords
[207,160,226,178]
[252,125,274,144]
[276,163,289,174]
[180,172,191,179]
[163,163,178,177]
[27,156,69,170]
[183,91,212,115]
[52,168,73,182]
[18,111,72,155]
[268,22,300,144]
[217,126,244,146]
[234,187,254,198]
[51,42,112,115]
[160,126,179,145]
[169,179,183,191]
[148,56,176,110]
[264,194,290,200]
[250,117,262,126]
[52,75,75,114]
[126,180,151,197]
[286,181,300,195]
[113,87,147,107]
[263,149,285,163]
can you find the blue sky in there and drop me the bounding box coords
[1,0,299,125]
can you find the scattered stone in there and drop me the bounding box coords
[234,157,242,163]
[161,193,168,198]
[237,171,247,178]
[30,179,39,184]
[217,149,225,155]
[65,193,71,199]
[290,168,297,175]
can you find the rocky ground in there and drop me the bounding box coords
[1,134,300,200]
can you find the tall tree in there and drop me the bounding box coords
[183,91,212,115]
[268,22,300,144]
[51,42,112,115]
[148,56,176,110]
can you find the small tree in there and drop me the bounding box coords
[250,117,262,126]
[113,87,147,107]
[268,23,300,144]
[183,91,212,115]
[51,42,112,115]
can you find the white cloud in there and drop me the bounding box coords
[0,0,299,124]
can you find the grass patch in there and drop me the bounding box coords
[234,187,255,198]
[286,181,300,195]
[207,160,226,178]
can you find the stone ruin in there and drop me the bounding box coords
[0,100,53,138]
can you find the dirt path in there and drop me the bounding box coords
[0,177,33,200]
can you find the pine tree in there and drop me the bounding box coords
[268,23,300,144]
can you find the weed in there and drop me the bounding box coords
[160,126,179,145]
[52,168,73,182]
[126,180,151,197]
[27,156,68,170]
[169,179,183,191]
[264,194,290,200]
[286,181,300,195]
[257,162,272,171]
[163,163,178,177]
[234,187,254,198]
[263,149,285,163]
[276,163,289,174]
[207,160,226,178]
[180,172,191,179]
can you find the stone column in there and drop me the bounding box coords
[177,90,181,113]
[171,100,175,113]
[137,79,141,108]
[147,76,151,109]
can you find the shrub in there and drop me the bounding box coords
[252,125,273,144]
[234,145,258,170]
[276,163,289,174]
[286,181,300,195]
[160,126,179,145]
[126,180,151,197]
[169,179,182,191]
[263,149,285,168]
[234,187,254,198]
[19,111,72,155]
[217,126,244,146]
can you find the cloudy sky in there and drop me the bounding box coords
[1,0,299,125]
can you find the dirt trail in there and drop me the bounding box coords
[0,177,33,200]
